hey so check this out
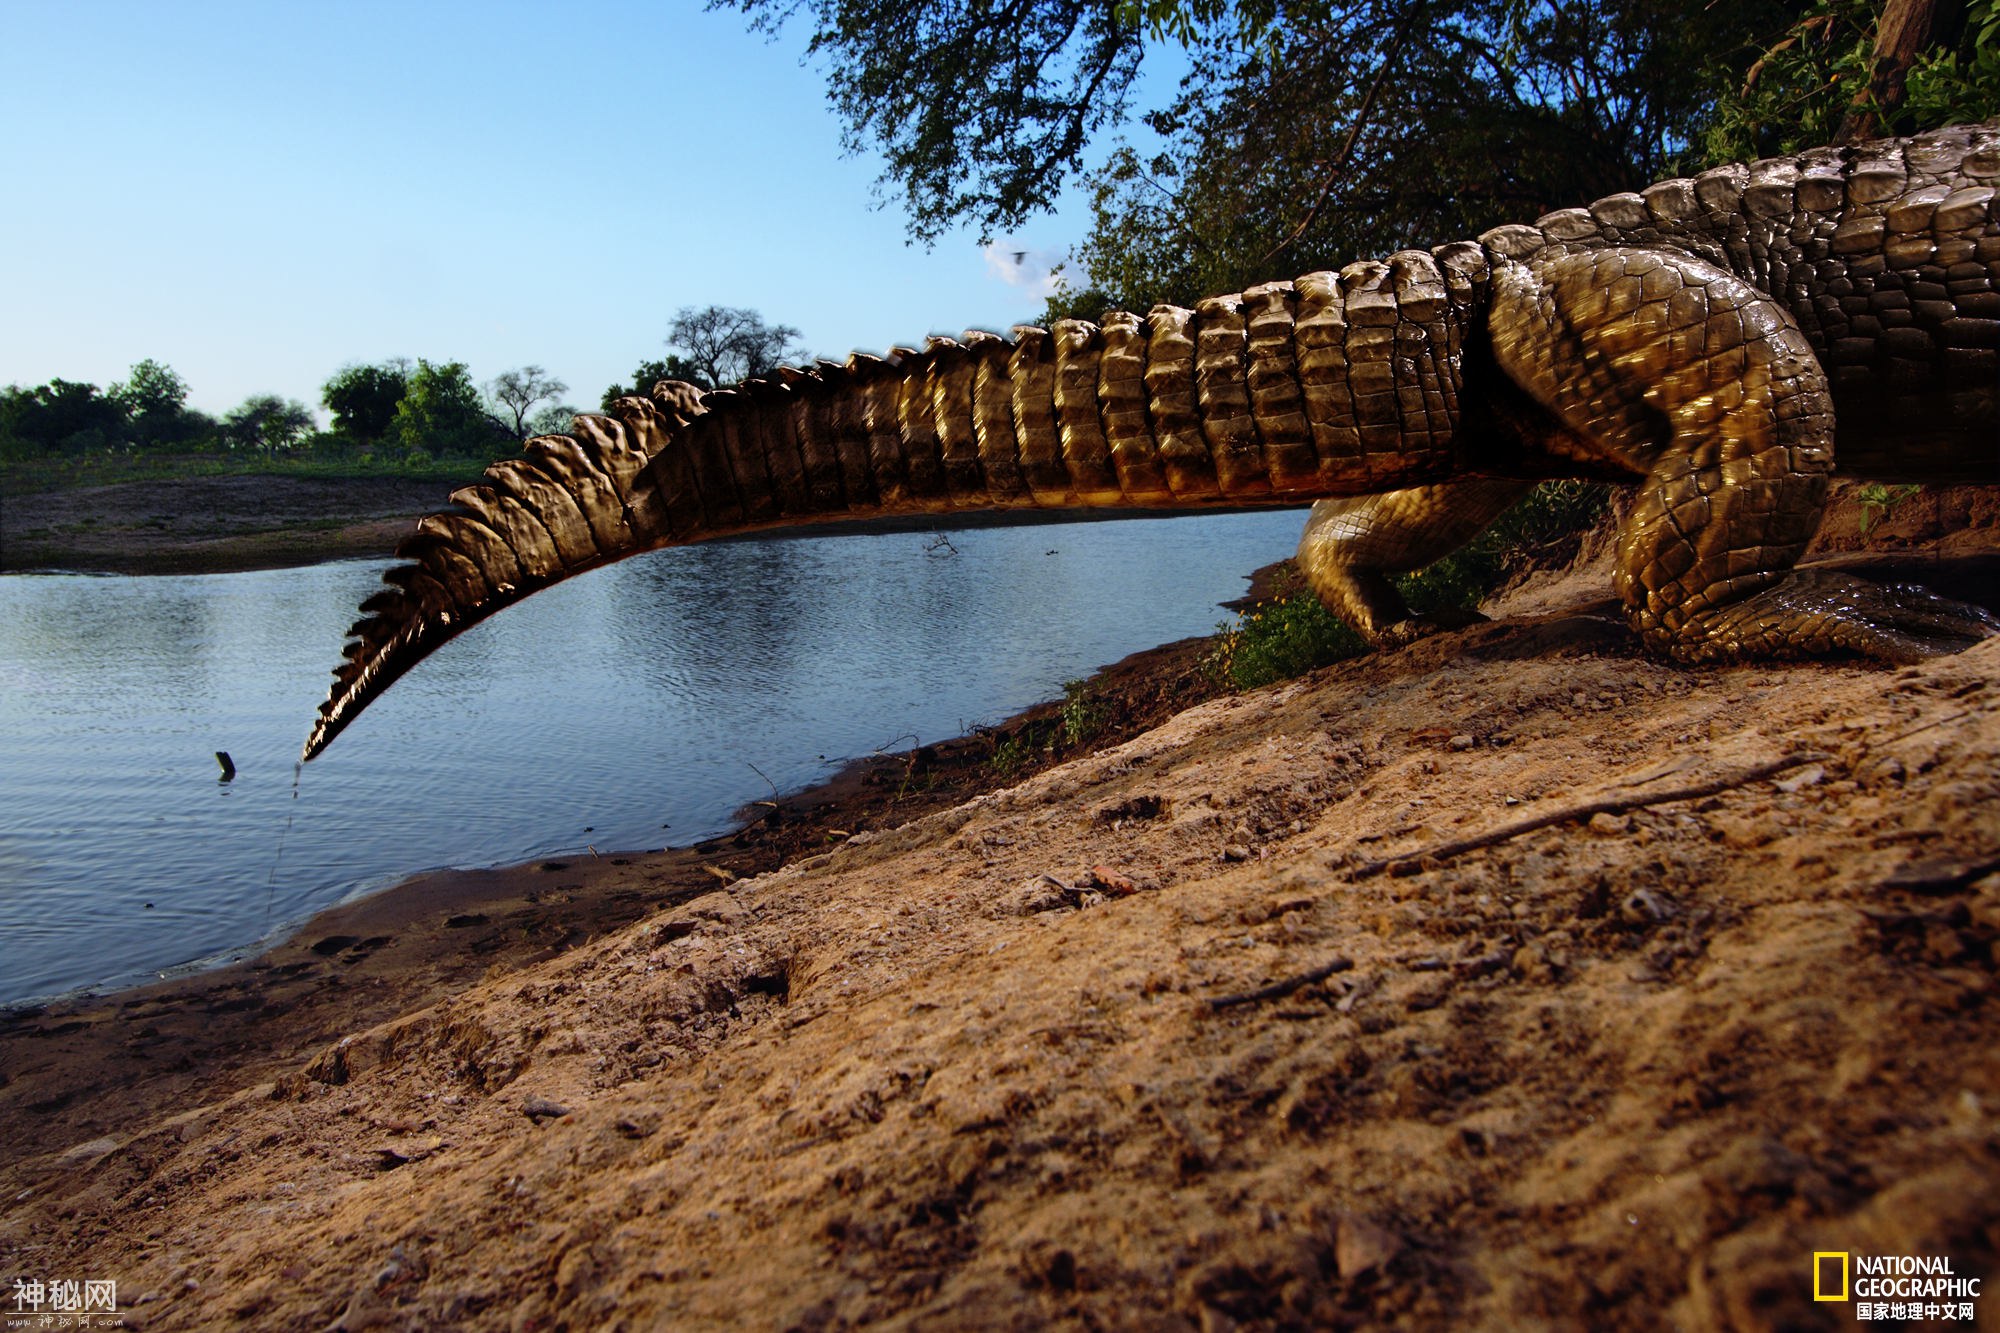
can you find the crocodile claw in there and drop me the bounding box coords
[1671,570,2000,664]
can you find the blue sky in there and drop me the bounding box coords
[0,1,1154,419]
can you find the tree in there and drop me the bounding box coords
[0,379,130,455]
[392,359,511,457]
[1044,0,1798,320]
[722,0,1147,241]
[111,358,186,418]
[666,306,804,389]
[487,365,569,437]
[526,402,582,437]
[322,360,411,442]
[1698,0,1997,163]
[223,395,316,454]
[730,0,1984,318]
[111,360,214,450]
[601,354,713,407]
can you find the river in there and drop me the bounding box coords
[0,510,1306,1006]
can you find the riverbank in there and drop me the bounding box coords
[0,603,1266,1165]
[2,474,452,574]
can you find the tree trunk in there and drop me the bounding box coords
[1836,0,1963,142]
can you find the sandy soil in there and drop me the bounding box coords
[2,485,1997,1331]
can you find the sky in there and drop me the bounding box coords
[0,0,1151,419]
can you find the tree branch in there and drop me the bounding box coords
[1260,0,1429,267]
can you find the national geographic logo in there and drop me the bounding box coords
[1813,1251,1982,1322]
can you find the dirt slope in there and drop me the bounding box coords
[5,578,1998,1330]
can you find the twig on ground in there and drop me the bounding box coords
[1347,752,1831,879]
[1206,956,1355,1010]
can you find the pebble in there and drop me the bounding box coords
[56,1136,119,1168]
[1588,812,1634,836]
[1773,764,1826,793]
[1335,1214,1404,1278]
[1448,734,1475,751]
[1620,888,1675,924]
[521,1095,572,1122]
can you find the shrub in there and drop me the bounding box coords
[1210,481,1612,691]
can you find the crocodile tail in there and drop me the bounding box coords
[304,255,1489,760]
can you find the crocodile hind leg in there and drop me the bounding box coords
[1490,246,1997,663]
[1295,479,1534,644]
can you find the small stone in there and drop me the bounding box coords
[1620,888,1675,924]
[1588,812,1634,836]
[1447,733,1475,751]
[1335,1214,1404,1278]
[1088,865,1140,896]
[1454,949,1510,979]
[375,1136,447,1167]
[1773,764,1826,793]
[522,1095,573,1122]
[1222,844,1251,862]
[56,1136,119,1168]
[1512,943,1557,981]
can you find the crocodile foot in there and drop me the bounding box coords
[1667,570,2000,664]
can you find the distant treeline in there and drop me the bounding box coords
[2,306,804,480]
[0,358,572,468]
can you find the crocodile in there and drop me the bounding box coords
[303,120,2000,761]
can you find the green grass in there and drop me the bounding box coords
[988,730,1045,776]
[1208,480,1612,691]
[1205,578,1370,690]
[1059,679,1106,746]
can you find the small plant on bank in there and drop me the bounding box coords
[1856,482,1923,535]
[1060,679,1107,747]
[1209,480,1612,691]
[1206,581,1370,691]
[988,728,1046,776]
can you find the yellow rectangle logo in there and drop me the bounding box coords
[1813,1252,1850,1302]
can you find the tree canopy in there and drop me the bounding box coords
[322,361,411,443]
[5,353,567,471]
[727,0,1995,318]
[601,355,712,408]
[223,395,317,454]
[666,306,805,388]
[721,0,1147,242]
[1052,0,1811,317]
[487,365,569,437]
[392,360,511,458]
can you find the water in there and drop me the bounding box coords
[0,510,1307,1006]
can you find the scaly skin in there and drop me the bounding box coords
[303,122,2000,761]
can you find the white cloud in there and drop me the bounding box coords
[981,243,1066,300]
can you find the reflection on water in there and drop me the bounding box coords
[0,510,1307,1005]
